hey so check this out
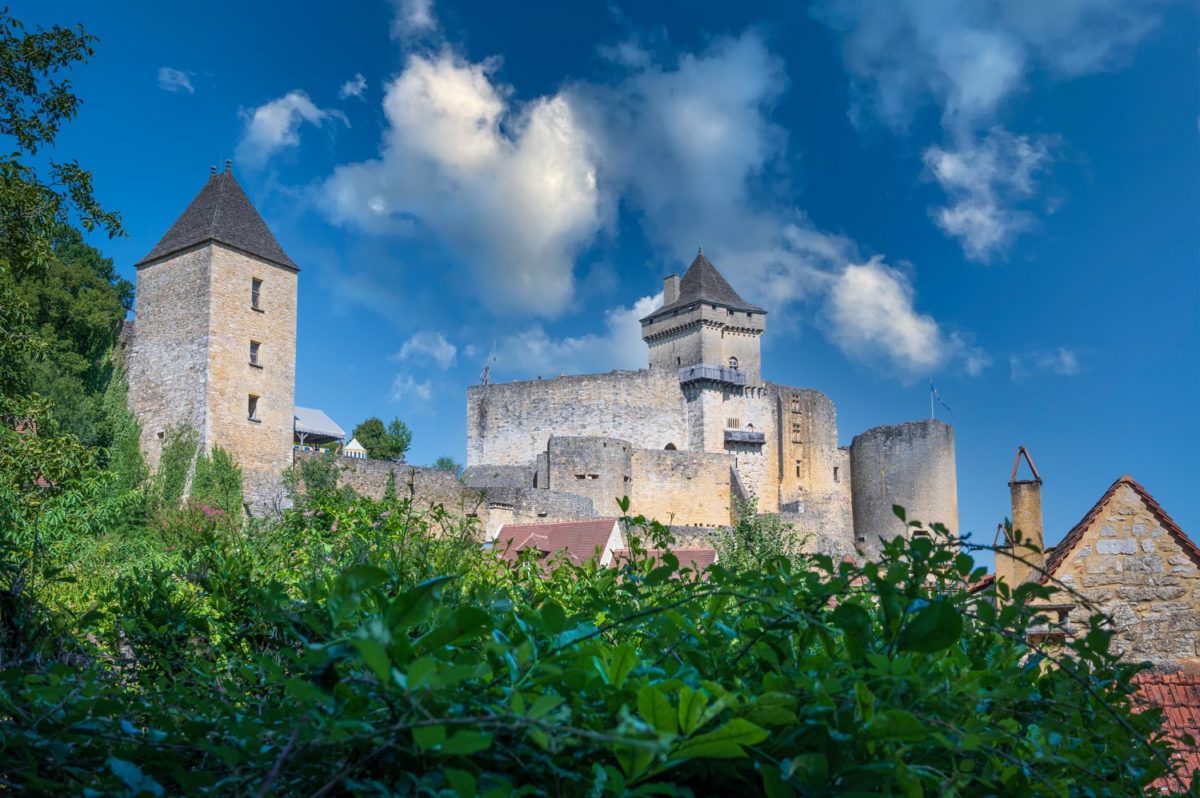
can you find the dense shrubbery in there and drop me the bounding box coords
[0,473,1191,795]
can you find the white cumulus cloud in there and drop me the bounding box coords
[827,258,987,380]
[924,129,1052,259]
[339,73,368,99]
[395,330,457,369]
[157,67,194,94]
[320,51,605,316]
[236,91,349,169]
[390,373,434,403]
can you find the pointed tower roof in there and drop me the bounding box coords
[642,248,764,322]
[136,162,298,270]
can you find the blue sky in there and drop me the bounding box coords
[22,0,1199,553]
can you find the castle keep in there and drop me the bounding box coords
[125,163,298,508]
[466,250,958,555]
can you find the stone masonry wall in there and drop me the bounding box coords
[205,244,297,509]
[127,245,211,473]
[850,419,958,558]
[546,436,633,518]
[1052,484,1200,668]
[467,369,686,466]
[303,452,487,516]
[629,448,735,527]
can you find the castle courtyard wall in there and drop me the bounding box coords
[629,448,736,527]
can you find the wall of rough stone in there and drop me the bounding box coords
[477,487,598,537]
[629,448,735,527]
[641,303,765,383]
[546,436,633,518]
[204,244,297,509]
[463,464,535,490]
[127,244,211,473]
[1051,483,1200,668]
[304,452,487,515]
[467,369,686,465]
[850,419,958,558]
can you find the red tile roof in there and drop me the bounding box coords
[1041,475,1200,583]
[1133,671,1200,793]
[609,547,717,571]
[494,519,621,566]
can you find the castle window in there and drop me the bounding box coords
[729,356,739,370]
[247,394,260,422]
[251,278,263,310]
[791,394,802,414]
[833,466,840,482]
[795,459,802,478]
[791,422,802,444]
[727,417,740,429]
[249,341,261,367]
[665,443,677,451]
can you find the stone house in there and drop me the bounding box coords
[466,249,958,557]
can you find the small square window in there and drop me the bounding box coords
[248,394,260,421]
[251,278,263,310]
[249,341,261,366]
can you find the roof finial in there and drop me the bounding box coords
[697,245,704,256]
[224,159,232,174]
[210,164,216,177]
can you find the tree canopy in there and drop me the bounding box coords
[352,416,413,461]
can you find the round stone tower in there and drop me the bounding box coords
[849,419,958,559]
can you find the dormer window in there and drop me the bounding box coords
[251,278,263,310]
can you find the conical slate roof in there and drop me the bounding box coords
[643,249,764,322]
[136,164,298,270]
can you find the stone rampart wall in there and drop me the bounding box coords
[463,464,535,490]
[467,369,685,466]
[297,452,487,517]
[629,448,735,527]
[547,436,633,517]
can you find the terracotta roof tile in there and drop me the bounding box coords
[494,519,621,567]
[1133,671,1200,793]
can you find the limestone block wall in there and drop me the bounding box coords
[299,452,487,517]
[205,244,297,507]
[850,420,958,558]
[645,321,705,373]
[629,448,735,527]
[546,436,633,518]
[127,245,212,472]
[463,464,536,490]
[467,369,686,466]
[478,487,598,537]
[1052,484,1200,667]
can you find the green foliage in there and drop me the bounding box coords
[435,455,465,478]
[352,415,413,461]
[2,481,1191,795]
[150,426,198,511]
[716,497,806,570]
[97,355,146,494]
[383,467,397,500]
[190,445,243,517]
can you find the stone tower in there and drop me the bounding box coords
[126,162,298,509]
[640,249,767,384]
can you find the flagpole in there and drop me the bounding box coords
[930,380,935,420]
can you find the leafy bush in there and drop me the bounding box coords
[0,486,1190,795]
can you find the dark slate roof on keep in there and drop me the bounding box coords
[136,166,298,270]
[642,249,765,323]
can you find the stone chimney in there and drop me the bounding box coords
[998,446,1046,587]
[663,274,680,305]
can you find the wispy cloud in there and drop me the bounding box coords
[338,73,367,99]
[389,372,434,403]
[156,67,194,94]
[815,0,1163,257]
[394,330,457,369]
[236,91,348,169]
[391,0,436,39]
[1010,347,1081,382]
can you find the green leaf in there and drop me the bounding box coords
[351,638,391,683]
[528,693,564,720]
[671,718,768,760]
[677,686,709,735]
[441,731,493,755]
[387,575,454,632]
[444,768,478,798]
[599,644,638,689]
[865,709,925,741]
[106,757,164,797]
[897,600,962,653]
[637,684,678,736]
[415,606,491,652]
[892,505,907,522]
[413,724,446,751]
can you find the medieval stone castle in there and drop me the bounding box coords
[122,164,958,558]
